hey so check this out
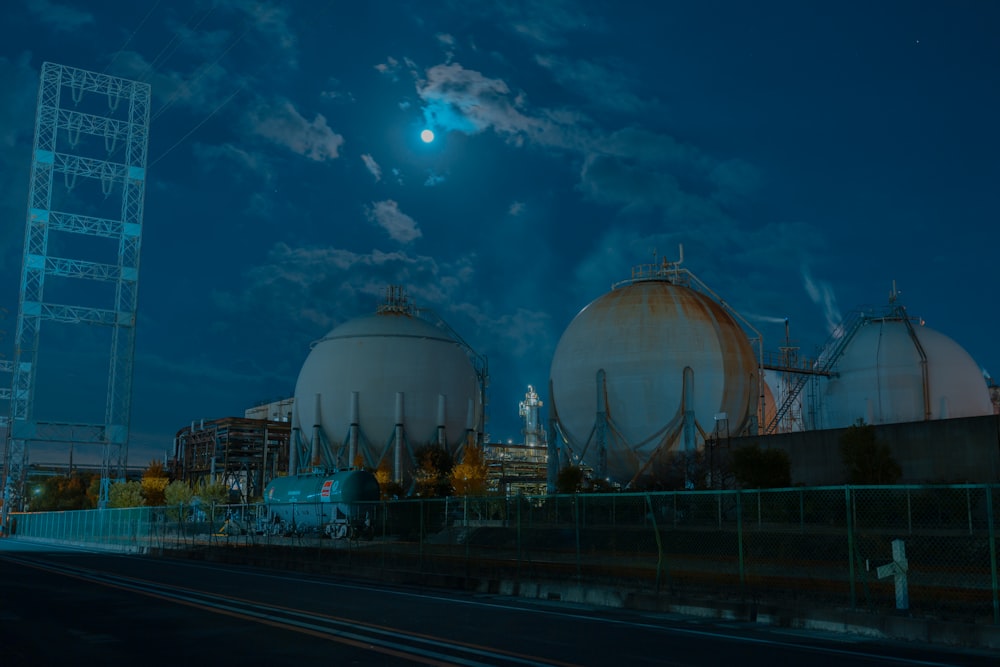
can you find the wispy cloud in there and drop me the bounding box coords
[365,200,422,243]
[26,0,94,32]
[361,154,382,181]
[492,0,603,47]
[508,201,525,216]
[249,100,344,160]
[424,172,446,187]
[410,61,755,222]
[534,54,646,112]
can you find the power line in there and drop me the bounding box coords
[102,0,163,75]
[149,85,244,168]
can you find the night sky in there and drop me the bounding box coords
[1,1,998,465]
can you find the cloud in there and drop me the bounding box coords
[534,54,646,112]
[424,172,446,187]
[413,61,741,215]
[113,52,237,118]
[220,243,468,334]
[361,154,382,181]
[375,56,418,82]
[321,77,356,103]
[417,63,541,139]
[26,0,94,31]
[492,0,602,47]
[508,201,525,216]
[436,32,456,63]
[193,142,273,180]
[365,200,422,243]
[249,100,344,160]
[236,0,298,66]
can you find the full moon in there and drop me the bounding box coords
[420,129,435,143]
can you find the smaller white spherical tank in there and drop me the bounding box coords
[809,316,992,429]
[549,277,759,484]
[294,307,482,470]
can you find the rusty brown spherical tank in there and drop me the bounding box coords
[549,274,759,484]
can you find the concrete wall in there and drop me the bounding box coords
[728,415,1000,485]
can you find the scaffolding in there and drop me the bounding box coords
[169,417,291,502]
[2,63,151,523]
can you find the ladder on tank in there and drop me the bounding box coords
[764,310,865,434]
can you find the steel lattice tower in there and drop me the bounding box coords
[1,63,150,522]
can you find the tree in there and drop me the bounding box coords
[373,460,403,500]
[141,460,170,506]
[731,444,792,489]
[450,445,489,496]
[413,444,454,498]
[636,451,711,491]
[165,480,194,507]
[30,473,99,511]
[194,479,229,506]
[164,480,195,521]
[555,465,584,494]
[840,421,902,485]
[108,480,144,508]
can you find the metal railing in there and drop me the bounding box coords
[7,484,998,624]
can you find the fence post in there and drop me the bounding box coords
[967,487,973,536]
[986,485,998,625]
[645,493,665,593]
[736,490,745,590]
[907,488,912,535]
[845,485,856,609]
[799,488,804,534]
[574,494,581,582]
[516,495,524,572]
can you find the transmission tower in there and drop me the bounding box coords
[1,63,150,523]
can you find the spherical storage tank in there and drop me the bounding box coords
[807,312,992,429]
[549,262,759,485]
[293,289,483,478]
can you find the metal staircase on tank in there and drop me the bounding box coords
[764,310,866,435]
[1,63,150,524]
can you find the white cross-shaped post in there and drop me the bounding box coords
[876,539,909,610]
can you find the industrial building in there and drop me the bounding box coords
[168,416,290,502]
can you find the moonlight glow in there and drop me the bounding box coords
[420,129,435,143]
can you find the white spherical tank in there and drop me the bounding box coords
[293,301,482,473]
[549,274,759,484]
[809,315,992,429]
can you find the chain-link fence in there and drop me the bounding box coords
[8,484,999,624]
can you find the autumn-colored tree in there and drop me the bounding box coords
[31,473,99,511]
[450,445,489,496]
[108,480,144,508]
[413,444,454,498]
[374,460,403,500]
[141,460,170,506]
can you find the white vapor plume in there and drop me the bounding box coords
[746,313,788,325]
[802,266,842,336]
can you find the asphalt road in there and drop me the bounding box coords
[0,539,995,666]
